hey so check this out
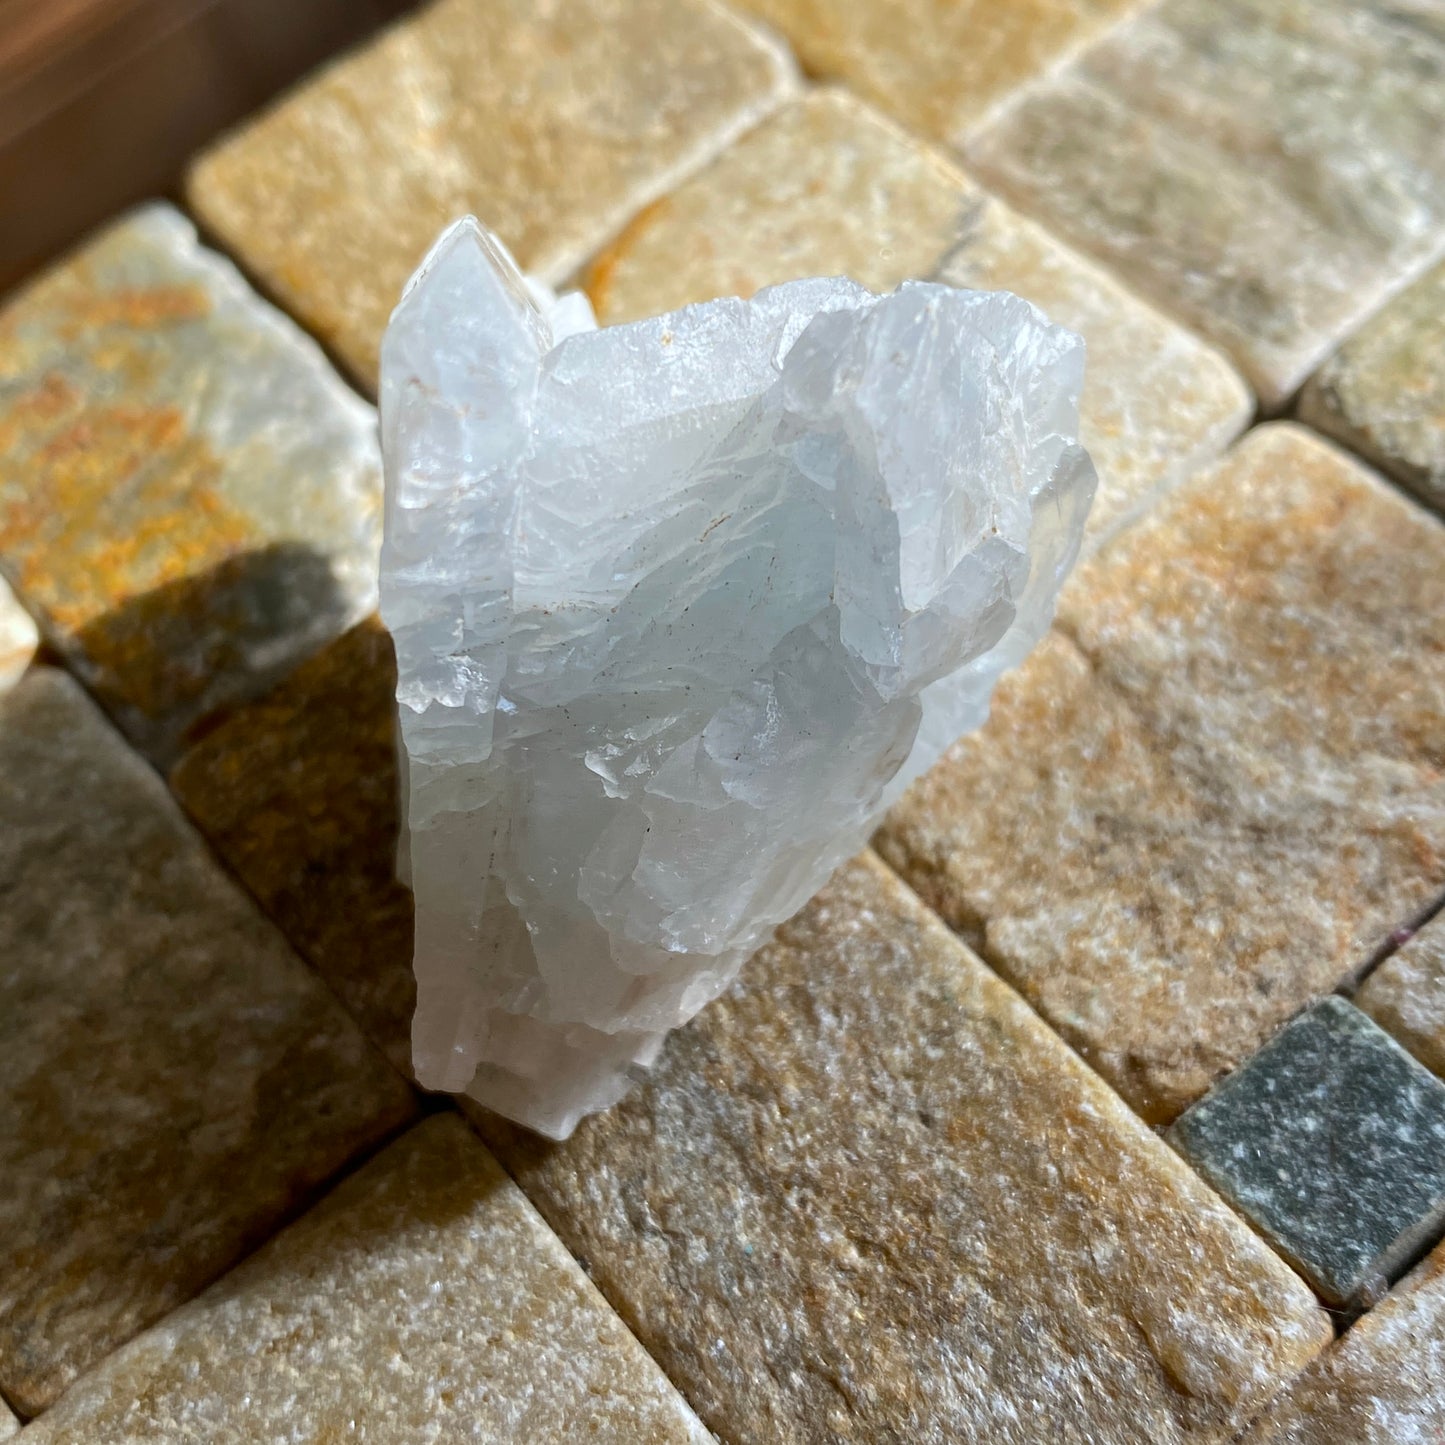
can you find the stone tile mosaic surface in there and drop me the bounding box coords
[188,0,796,390]
[969,0,1445,407]
[584,88,1249,548]
[8,0,1445,1433]
[170,617,415,1077]
[0,669,415,1415]
[1170,997,1445,1309]
[477,853,1330,1443]
[1300,260,1445,514]
[880,425,1445,1123]
[1357,915,1445,1083]
[735,0,1142,147]
[21,1117,710,1445]
[1240,1240,1445,1443]
[0,204,380,765]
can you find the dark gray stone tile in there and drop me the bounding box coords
[1169,996,1445,1307]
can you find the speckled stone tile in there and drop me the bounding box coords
[879,424,1445,1124]
[0,204,380,765]
[734,0,1142,147]
[22,1116,710,1445]
[1170,998,1445,1308]
[188,0,795,392]
[0,576,35,693]
[968,0,1445,408]
[1240,1241,1445,1443]
[170,617,415,1075]
[1358,913,1445,1081]
[0,668,416,1415]
[475,852,1331,1444]
[1300,260,1445,514]
[584,90,1249,547]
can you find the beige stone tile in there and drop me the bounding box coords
[1239,1241,1445,1443]
[0,1400,14,1440]
[188,0,795,391]
[734,0,1142,147]
[0,668,416,1415]
[475,852,1330,1444]
[968,0,1445,408]
[0,577,35,694]
[584,90,1249,547]
[0,204,380,765]
[879,425,1445,1123]
[169,617,415,1076]
[1300,260,1445,515]
[1358,913,1445,1082]
[23,1116,709,1445]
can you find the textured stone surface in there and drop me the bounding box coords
[1170,997,1445,1308]
[735,0,1142,146]
[23,1116,710,1445]
[477,851,1331,1444]
[1240,1241,1445,1443]
[0,668,416,1415]
[170,617,415,1076]
[1358,913,1445,1081]
[1300,261,1445,514]
[383,217,1093,1137]
[0,1402,13,1440]
[0,204,380,764]
[0,576,35,693]
[188,0,795,391]
[584,91,1249,548]
[969,0,1445,407]
[879,424,1445,1123]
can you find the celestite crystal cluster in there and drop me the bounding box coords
[379,218,1094,1137]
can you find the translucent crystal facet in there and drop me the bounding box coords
[379,218,1095,1138]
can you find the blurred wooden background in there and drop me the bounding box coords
[0,0,419,294]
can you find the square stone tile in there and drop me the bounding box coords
[583,89,1249,548]
[0,204,380,765]
[1300,259,1445,515]
[22,1116,709,1445]
[1239,1236,1445,1443]
[1169,997,1445,1308]
[0,576,35,694]
[0,668,416,1415]
[169,617,415,1076]
[1357,913,1445,1081]
[734,0,1143,147]
[474,852,1330,1443]
[968,0,1445,407]
[188,0,796,391]
[879,425,1445,1123]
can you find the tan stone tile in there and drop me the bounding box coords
[475,852,1330,1444]
[188,0,795,391]
[1300,260,1445,515]
[968,0,1445,408]
[1357,913,1445,1082]
[0,577,36,694]
[734,0,1142,147]
[0,669,416,1415]
[1239,1241,1445,1443]
[879,424,1445,1123]
[584,90,1249,547]
[170,617,415,1076]
[23,1116,709,1445]
[0,204,380,765]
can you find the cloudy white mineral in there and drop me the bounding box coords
[379,218,1094,1138]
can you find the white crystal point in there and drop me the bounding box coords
[379,217,1095,1138]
